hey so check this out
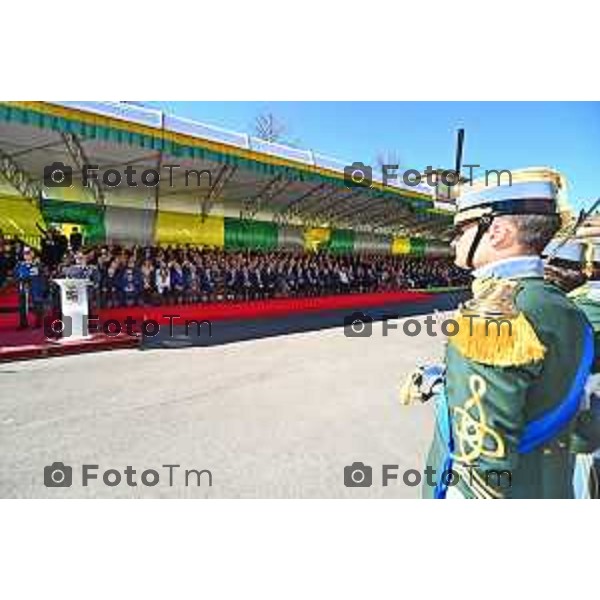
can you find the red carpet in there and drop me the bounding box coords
[0,290,432,361]
[96,290,431,326]
[0,329,138,360]
[0,282,18,309]
[0,283,19,333]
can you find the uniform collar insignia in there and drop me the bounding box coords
[473,256,544,280]
[466,277,520,318]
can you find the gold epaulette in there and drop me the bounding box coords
[449,278,546,367]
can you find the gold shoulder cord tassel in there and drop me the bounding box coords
[450,311,546,367]
[449,278,547,367]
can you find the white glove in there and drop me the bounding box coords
[399,364,445,406]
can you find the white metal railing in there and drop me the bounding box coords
[49,101,436,201]
[54,101,164,128]
[434,200,457,212]
[370,167,434,196]
[312,152,352,173]
[165,113,250,148]
[248,137,313,164]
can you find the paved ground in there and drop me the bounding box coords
[0,312,448,498]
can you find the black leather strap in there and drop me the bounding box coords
[466,214,494,269]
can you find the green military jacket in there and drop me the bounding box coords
[423,275,590,499]
[569,284,600,454]
[571,284,600,373]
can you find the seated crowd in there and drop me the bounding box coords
[0,232,470,312]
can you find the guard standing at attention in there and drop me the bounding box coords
[401,168,594,499]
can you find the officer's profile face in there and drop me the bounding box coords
[453,217,519,270]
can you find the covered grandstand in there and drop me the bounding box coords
[0,101,454,256]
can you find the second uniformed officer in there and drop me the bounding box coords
[568,224,600,496]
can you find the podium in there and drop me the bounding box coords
[53,278,91,339]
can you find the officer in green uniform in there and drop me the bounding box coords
[401,168,595,499]
[567,229,600,496]
[570,225,600,370]
[535,235,600,497]
[542,239,587,294]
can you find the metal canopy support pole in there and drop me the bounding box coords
[276,182,331,222]
[259,179,293,216]
[366,205,419,231]
[151,110,165,243]
[320,191,374,222]
[201,164,237,221]
[294,187,343,220]
[309,189,365,223]
[335,195,397,226]
[324,191,387,223]
[241,174,293,220]
[60,132,105,206]
[0,147,43,199]
[8,140,70,160]
[65,153,162,176]
[154,150,162,213]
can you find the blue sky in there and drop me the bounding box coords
[143,102,599,212]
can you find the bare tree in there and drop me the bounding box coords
[254,112,287,143]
